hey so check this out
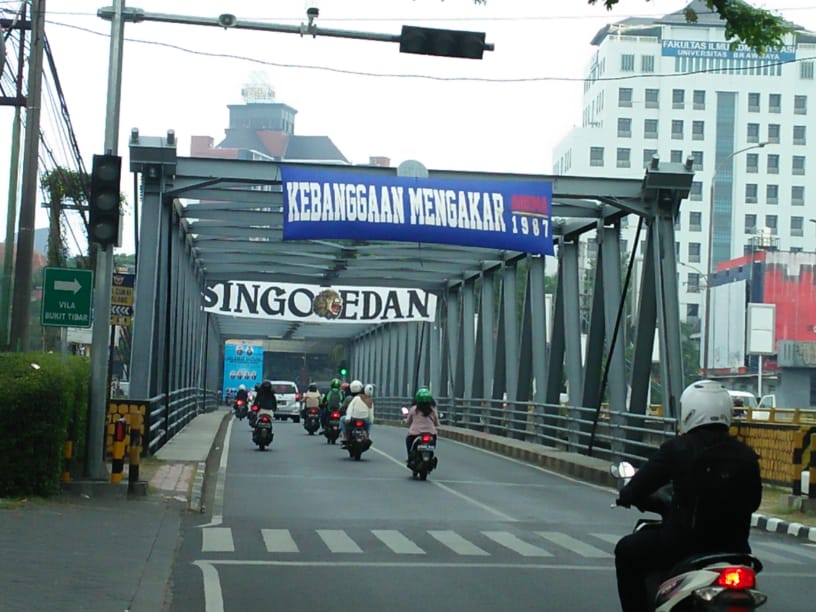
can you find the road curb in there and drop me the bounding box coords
[189,460,206,513]
[752,513,816,542]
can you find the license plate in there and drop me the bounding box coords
[416,444,434,451]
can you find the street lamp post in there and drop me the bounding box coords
[703,141,769,378]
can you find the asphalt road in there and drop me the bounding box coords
[168,417,816,612]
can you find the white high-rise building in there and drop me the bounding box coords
[553,0,816,327]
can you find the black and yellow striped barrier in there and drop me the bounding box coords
[110,417,128,484]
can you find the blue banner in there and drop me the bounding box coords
[281,167,554,256]
[222,340,264,402]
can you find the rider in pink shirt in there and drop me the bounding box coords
[405,387,439,459]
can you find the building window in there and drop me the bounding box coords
[802,61,815,80]
[692,120,704,140]
[617,147,631,168]
[766,184,779,205]
[641,55,655,73]
[794,94,807,115]
[687,273,700,293]
[672,88,685,109]
[748,92,760,112]
[746,123,759,143]
[618,88,633,107]
[792,185,805,206]
[645,88,659,108]
[670,150,683,163]
[689,211,702,231]
[617,118,632,137]
[671,119,684,139]
[765,215,778,234]
[794,125,807,145]
[767,123,780,144]
[745,214,757,234]
[793,155,806,175]
[769,93,781,113]
[746,153,758,173]
[621,54,635,72]
[693,89,705,110]
[590,146,604,167]
[688,242,701,263]
[767,154,779,174]
[791,216,804,237]
[644,118,658,139]
[643,148,658,166]
[691,150,703,171]
[745,183,758,203]
[690,181,702,201]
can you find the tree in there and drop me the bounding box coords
[466,1,790,54]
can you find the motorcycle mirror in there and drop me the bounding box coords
[401,406,409,415]
[610,461,636,479]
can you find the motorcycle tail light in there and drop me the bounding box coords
[236,400,244,406]
[259,415,271,423]
[420,433,433,443]
[252,404,260,412]
[716,567,755,590]
[354,419,364,427]
[309,408,318,414]
[330,411,340,419]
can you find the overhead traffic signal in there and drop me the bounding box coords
[399,25,488,60]
[338,364,349,378]
[89,153,122,248]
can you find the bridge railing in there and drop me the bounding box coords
[375,396,676,466]
[141,387,220,455]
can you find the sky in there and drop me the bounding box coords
[3,0,816,255]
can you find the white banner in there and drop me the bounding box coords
[202,281,437,323]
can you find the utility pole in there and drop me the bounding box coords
[85,0,126,480]
[9,0,45,352]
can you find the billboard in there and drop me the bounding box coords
[281,167,554,255]
[222,340,264,401]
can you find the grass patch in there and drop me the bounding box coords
[759,485,816,527]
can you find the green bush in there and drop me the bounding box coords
[0,352,89,497]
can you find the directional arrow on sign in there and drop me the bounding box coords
[54,278,83,293]
[110,305,134,316]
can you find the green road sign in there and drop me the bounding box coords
[41,267,94,328]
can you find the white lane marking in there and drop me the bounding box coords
[198,415,233,529]
[749,543,802,564]
[192,560,225,612]
[428,530,489,556]
[370,446,518,522]
[482,531,552,557]
[261,529,299,553]
[535,531,611,558]
[195,558,613,570]
[590,533,622,546]
[317,529,363,554]
[202,527,235,553]
[372,529,425,555]
[755,540,816,559]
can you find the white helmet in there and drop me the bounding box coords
[239,384,246,391]
[679,380,732,434]
[349,379,363,394]
[364,383,374,396]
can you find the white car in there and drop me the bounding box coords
[268,380,300,422]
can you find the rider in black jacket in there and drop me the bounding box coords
[614,380,762,612]
[254,380,278,413]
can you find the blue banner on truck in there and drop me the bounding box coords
[281,167,554,256]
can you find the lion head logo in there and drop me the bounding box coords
[314,289,343,320]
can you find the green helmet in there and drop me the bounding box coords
[415,387,433,405]
[330,378,341,390]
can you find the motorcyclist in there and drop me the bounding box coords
[405,387,439,461]
[320,378,345,431]
[302,383,321,418]
[613,380,762,612]
[253,380,278,415]
[340,379,373,445]
[235,384,248,403]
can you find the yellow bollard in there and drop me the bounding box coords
[128,413,144,492]
[62,440,73,482]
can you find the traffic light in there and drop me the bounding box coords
[89,153,122,248]
[399,25,487,60]
[338,364,349,378]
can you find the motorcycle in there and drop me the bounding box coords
[252,412,274,450]
[233,398,248,420]
[303,406,320,435]
[407,432,438,480]
[610,461,767,611]
[343,418,372,460]
[323,409,341,444]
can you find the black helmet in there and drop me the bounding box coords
[309,383,317,392]
[261,380,272,390]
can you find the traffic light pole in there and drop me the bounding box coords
[86,0,125,480]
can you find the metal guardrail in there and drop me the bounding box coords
[374,396,677,466]
[141,387,220,455]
